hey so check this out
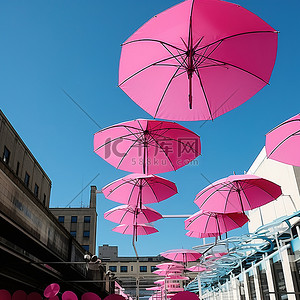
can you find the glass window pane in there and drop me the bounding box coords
[120,266,128,272]
[58,216,64,223]
[71,216,77,223]
[84,216,91,223]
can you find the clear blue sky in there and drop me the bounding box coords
[1,0,299,257]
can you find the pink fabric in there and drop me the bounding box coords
[119,0,277,121]
[81,293,101,300]
[153,269,182,276]
[44,283,60,298]
[112,224,158,235]
[194,174,282,213]
[27,293,42,300]
[0,290,11,300]
[155,262,184,270]
[160,249,202,262]
[104,296,126,300]
[186,231,220,238]
[104,204,162,224]
[12,291,27,300]
[62,291,78,300]
[102,173,177,205]
[171,291,199,299]
[94,119,201,174]
[184,210,248,234]
[266,114,300,166]
[187,265,206,272]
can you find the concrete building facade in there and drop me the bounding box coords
[0,110,109,297]
[50,186,98,254]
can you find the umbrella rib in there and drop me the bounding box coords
[239,182,253,210]
[197,55,269,85]
[266,118,300,134]
[194,67,213,120]
[147,132,177,171]
[161,43,188,69]
[195,30,277,53]
[268,129,300,157]
[104,179,135,197]
[194,40,223,68]
[115,138,142,170]
[154,65,183,118]
[144,179,161,203]
[122,38,186,52]
[119,53,185,86]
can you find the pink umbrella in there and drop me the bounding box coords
[186,265,207,272]
[0,290,11,300]
[266,113,300,166]
[102,173,177,205]
[119,0,278,121]
[94,119,201,174]
[184,210,249,235]
[166,275,189,280]
[185,231,220,238]
[104,204,162,224]
[153,269,182,276]
[44,283,60,298]
[154,279,165,285]
[155,262,184,271]
[171,291,200,300]
[112,224,158,235]
[194,174,282,213]
[160,249,202,264]
[62,291,78,300]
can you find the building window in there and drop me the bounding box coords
[151,266,158,272]
[120,266,128,272]
[140,266,147,272]
[70,231,76,237]
[83,231,90,237]
[34,184,39,197]
[58,216,64,223]
[109,266,117,272]
[3,146,10,165]
[16,161,20,176]
[24,172,30,187]
[71,216,77,223]
[84,216,91,223]
[82,245,89,251]
[131,266,133,272]
[43,194,46,205]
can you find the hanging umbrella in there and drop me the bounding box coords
[102,173,177,205]
[155,262,184,271]
[165,275,189,280]
[194,174,282,213]
[119,0,278,121]
[184,210,249,235]
[265,113,300,167]
[94,119,201,174]
[160,249,202,264]
[186,231,220,238]
[187,265,207,272]
[153,269,183,276]
[104,204,163,224]
[112,224,158,235]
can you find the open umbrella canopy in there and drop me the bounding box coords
[119,0,278,121]
[112,224,158,235]
[153,269,182,276]
[146,287,162,291]
[184,210,249,234]
[186,231,220,238]
[102,173,177,205]
[94,119,201,174]
[186,265,207,272]
[160,249,202,263]
[155,262,184,270]
[266,113,300,167]
[194,174,282,213]
[104,204,163,224]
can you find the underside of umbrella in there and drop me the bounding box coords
[119,0,278,121]
[266,113,300,166]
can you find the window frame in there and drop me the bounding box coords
[120,266,128,273]
[3,146,10,165]
[140,266,147,272]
